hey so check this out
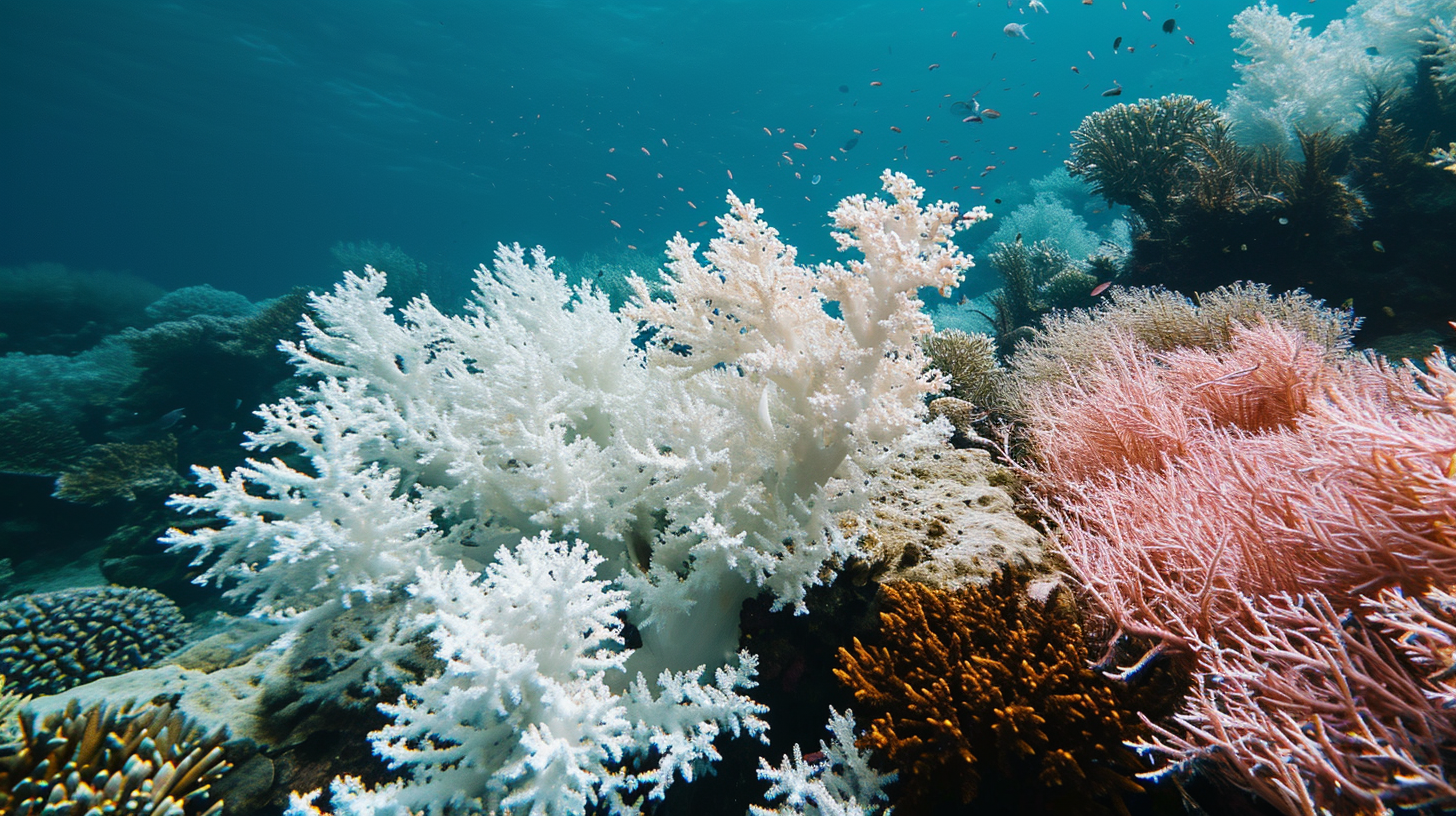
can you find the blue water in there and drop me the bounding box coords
[0,0,1345,301]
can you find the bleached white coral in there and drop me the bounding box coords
[289,534,766,816]
[170,170,984,813]
[1223,0,1453,147]
[752,708,895,816]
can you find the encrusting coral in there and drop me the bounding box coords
[0,587,186,696]
[834,574,1159,816]
[0,699,229,816]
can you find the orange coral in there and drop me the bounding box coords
[834,574,1157,815]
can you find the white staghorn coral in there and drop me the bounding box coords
[167,170,985,815]
[288,534,767,816]
[1222,0,1454,147]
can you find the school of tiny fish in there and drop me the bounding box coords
[579,0,1199,237]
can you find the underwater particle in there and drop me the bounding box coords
[1372,240,1386,252]
[0,699,230,816]
[839,84,850,92]
[0,587,185,696]
[1162,17,1176,32]
[812,174,822,184]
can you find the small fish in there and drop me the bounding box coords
[811,174,821,184]
[1113,36,1123,52]
[1091,281,1112,296]
[1003,23,1034,43]
[763,127,772,136]
[640,146,651,156]
[889,125,901,133]
[1071,65,1080,73]
[1083,0,1093,4]
[853,128,863,134]
[949,154,963,161]
[727,169,733,179]
[839,84,849,93]
[610,219,622,228]
[844,136,859,150]
[1142,10,1151,20]
[870,80,883,86]
[1185,35,1195,45]
[928,63,941,70]
[605,173,617,181]
[1102,84,1123,96]
[982,108,1001,118]
[1028,0,1049,12]
[1365,46,1380,56]
[1162,18,1176,33]
[1372,240,1386,252]
[793,142,808,149]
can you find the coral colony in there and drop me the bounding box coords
[159,171,988,816]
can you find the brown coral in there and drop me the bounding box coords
[834,574,1159,815]
[0,699,229,815]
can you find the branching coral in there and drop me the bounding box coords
[0,699,229,816]
[1019,315,1456,813]
[1066,95,1225,232]
[833,574,1155,815]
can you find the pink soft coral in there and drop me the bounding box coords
[1021,319,1456,813]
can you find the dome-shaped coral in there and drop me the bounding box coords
[0,587,186,696]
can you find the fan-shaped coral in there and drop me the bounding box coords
[0,587,186,696]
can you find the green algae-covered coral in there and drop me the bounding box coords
[834,574,1157,815]
[0,699,229,815]
[0,587,186,696]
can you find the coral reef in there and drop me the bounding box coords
[144,284,255,323]
[834,574,1158,815]
[0,263,163,356]
[0,699,229,816]
[0,587,186,696]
